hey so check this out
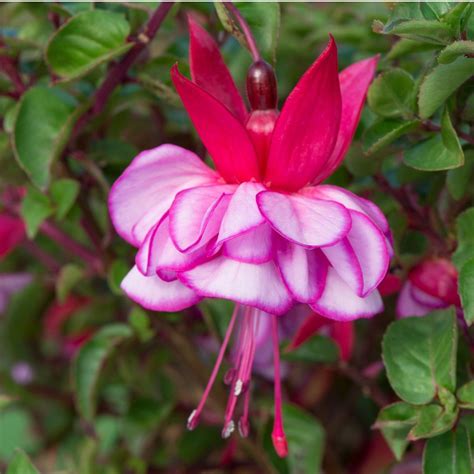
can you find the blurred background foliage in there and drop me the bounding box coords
[0,2,473,473]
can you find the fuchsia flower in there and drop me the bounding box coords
[396,258,460,318]
[109,18,391,456]
[0,213,25,259]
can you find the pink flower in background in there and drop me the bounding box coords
[109,18,391,456]
[396,258,460,318]
[0,213,25,259]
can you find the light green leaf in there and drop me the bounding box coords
[50,178,80,219]
[283,404,325,474]
[46,10,131,80]
[367,69,416,118]
[439,40,474,64]
[404,109,464,171]
[73,324,133,421]
[418,57,474,119]
[6,450,39,474]
[282,335,339,364]
[408,402,458,440]
[457,380,474,409]
[382,19,454,45]
[459,259,474,325]
[56,263,84,303]
[20,186,54,238]
[382,308,458,405]
[363,119,420,155]
[128,307,154,343]
[13,86,79,189]
[453,209,474,270]
[107,259,129,295]
[423,426,472,474]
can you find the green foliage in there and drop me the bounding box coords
[459,259,474,325]
[6,450,40,474]
[20,186,54,238]
[282,335,339,364]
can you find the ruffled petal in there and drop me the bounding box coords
[264,37,341,191]
[108,144,218,246]
[121,266,201,311]
[169,184,234,252]
[396,282,432,318]
[311,268,383,321]
[217,182,266,243]
[188,16,247,123]
[171,65,260,183]
[276,243,328,303]
[313,56,378,183]
[321,239,363,295]
[257,191,351,247]
[223,223,273,263]
[180,256,293,315]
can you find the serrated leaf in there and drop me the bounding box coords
[423,426,472,474]
[382,308,458,405]
[20,186,54,238]
[6,450,40,474]
[46,10,131,80]
[457,380,474,409]
[282,334,339,364]
[404,109,464,171]
[383,19,454,45]
[408,403,458,440]
[439,40,474,64]
[453,208,474,270]
[50,178,80,219]
[363,119,420,155]
[367,69,416,118]
[56,263,84,303]
[13,86,80,189]
[418,57,474,119]
[459,259,474,325]
[73,323,133,421]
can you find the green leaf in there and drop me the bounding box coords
[215,2,280,63]
[363,119,420,155]
[13,86,79,189]
[283,404,325,474]
[20,186,54,238]
[50,178,80,219]
[46,10,131,80]
[457,381,474,409]
[447,150,474,200]
[137,74,181,107]
[128,307,154,343]
[282,335,339,364]
[382,19,454,45]
[73,323,133,421]
[387,38,439,60]
[423,426,472,474]
[367,69,416,118]
[382,308,458,405]
[439,41,474,64]
[408,402,458,440]
[418,57,474,119]
[453,209,474,270]
[107,259,129,295]
[459,259,474,325]
[404,109,464,171]
[6,450,40,474]
[56,263,84,303]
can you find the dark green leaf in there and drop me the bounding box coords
[6,450,39,474]
[46,10,131,80]
[457,380,474,409]
[20,186,54,238]
[418,57,474,119]
[107,259,129,295]
[56,263,84,303]
[382,308,458,404]
[73,323,133,421]
[50,178,80,219]
[13,86,79,189]
[128,307,154,343]
[459,259,474,325]
[453,209,474,270]
[363,119,420,155]
[282,335,339,364]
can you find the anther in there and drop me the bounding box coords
[234,379,243,396]
[222,420,235,439]
[187,409,199,431]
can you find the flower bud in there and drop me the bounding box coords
[246,60,277,111]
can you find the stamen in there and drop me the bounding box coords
[222,420,235,438]
[238,382,251,437]
[234,379,243,396]
[271,314,288,458]
[187,305,239,431]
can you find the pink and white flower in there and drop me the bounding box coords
[109,18,391,456]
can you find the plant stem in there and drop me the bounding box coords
[422,120,474,145]
[223,2,261,61]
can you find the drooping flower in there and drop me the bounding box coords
[0,213,25,259]
[109,18,391,456]
[396,258,460,318]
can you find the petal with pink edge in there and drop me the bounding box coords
[396,282,432,318]
[321,239,363,295]
[257,191,351,247]
[108,144,218,246]
[171,65,259,183]
[188,16,247,123]
[218,182,266,243]
[121,266,201,311]
[312,268,383,321]
[276,244,327,303]
[313,56,378,183]
[264,37,341,191]
[410,284,446,309]
[223,223,274,263]
[169,184,234,252]
[180,256,293,315]
[346,211,390,296]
